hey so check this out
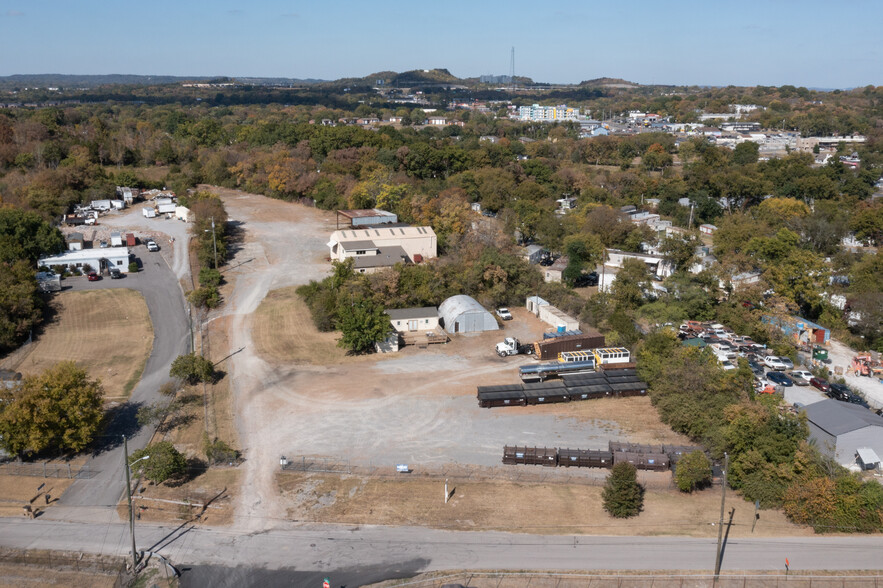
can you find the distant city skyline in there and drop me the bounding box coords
[1,0,880,89]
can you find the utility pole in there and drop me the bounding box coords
[123,436,138,571]
[714,452,729,578]
[210,216,218,269]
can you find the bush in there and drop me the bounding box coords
[198,267,222,288]
[203,433,240,465]
[602,462,644,518]
[169,353,215,385]
[128,261,139,273]
[189,286,221,309]
[129,441,187,484]
[675,451,712,492]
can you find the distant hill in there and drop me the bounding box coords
[0,74,325,89]
[579,77,639,88]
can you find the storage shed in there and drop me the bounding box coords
[438,295,498,334]
[67,232,85,251]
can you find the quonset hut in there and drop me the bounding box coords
[438,295,499,334]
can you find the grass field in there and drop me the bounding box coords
[251,287,353,365]
[0,289,153,401]
[0,475,75,518]
[119,468,239,526]
[277,472,811,538]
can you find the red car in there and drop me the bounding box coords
[87,271,100,281]
[810,377,830,393]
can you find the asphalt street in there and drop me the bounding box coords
[2,517,883,583]
[45,244,191,512]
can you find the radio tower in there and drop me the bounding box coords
[509,46,516,90]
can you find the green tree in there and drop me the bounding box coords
[0,260,44,352]
[732,141,759,165]
[0,362,104,455]
[169,353,215,385]
[610,258,649,310]
[0,208,64,264]
[602,462,645,518]
[203,432,240,465]
[659,235,697,272]
[335,296,391,353]
[675,451,713,492]
[129,441,187,484]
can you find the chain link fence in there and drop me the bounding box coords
[0,461,95,479]
[373,572,883,588]
[279,456,679,489]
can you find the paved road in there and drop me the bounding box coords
[1,518,883,582]
[46,245,190,512]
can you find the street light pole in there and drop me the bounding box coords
[714,452,729,578]
[123,437,150,571]
[210,216,218,269]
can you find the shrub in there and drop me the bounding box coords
[189,286,221,309]
[169,353,215,385]
[203,433,240,465]
[129,441,187,484]
[675,451,712,492]
[128,261,139,273]
[602,462,644,518]
[198,267,222,288]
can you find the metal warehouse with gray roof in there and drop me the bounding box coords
[804,399,883,469]
[438,295,498,334]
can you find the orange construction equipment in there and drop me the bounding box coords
[853,354,883,377]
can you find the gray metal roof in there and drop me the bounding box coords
[804,399,883,436]
[352,246,409,269]
[340,240,378,251]
[386,307,437,321]
[439,295,488,319]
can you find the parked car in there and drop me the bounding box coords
[766,371,793,387]
[847,394,870,409]
[747,361,765,377]
[495,308,513,321]
[788,371,812,386]
[810,377,831,393]
[762,356,788,370]
[87,271,100,281]
[828,383,852,401]
[778,357,794,370]
[109,268,122,279]
[99,240,109,248]
[573,271,599,287]
[146,240,159,252]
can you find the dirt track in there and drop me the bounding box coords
[210,188,691,530]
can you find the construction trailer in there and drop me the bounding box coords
[533,332,606,361]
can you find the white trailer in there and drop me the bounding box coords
[142,207,157,218]
[157,203,176,215]
[110,231,123,247]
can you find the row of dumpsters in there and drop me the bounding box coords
[502,442,704,472]
[477,367,648,408]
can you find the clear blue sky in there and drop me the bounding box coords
[1,0,880,88]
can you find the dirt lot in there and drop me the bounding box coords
[276,472,810,537]
[0,289,153,400]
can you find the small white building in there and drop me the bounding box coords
[438,295,498,334]
[328,226,437,263]
[526,295,549,315]
[386,307,439,333]
[700,224,718,235]
[175,206,192,222]
[38,248,132,274]
[544,256,568,283]
[67,232,85,251]
[537,304,580,332]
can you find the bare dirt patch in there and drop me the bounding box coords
[0,290,153,400]
[0,563,119,588]
[277,472,811,537]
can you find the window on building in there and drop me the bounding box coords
[356,250,366,255]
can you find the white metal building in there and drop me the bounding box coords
[38,248,132,274]
[328,226,437,263]
[438,295,498,334]
[804,400,883,469]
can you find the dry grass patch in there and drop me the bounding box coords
[0,290,153,400]
[277,472,811,537]
[120,468,239,526]
[0,564,119,588]
[0,475,75,517]
[252,287,351,365]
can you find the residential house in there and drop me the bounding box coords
[544,256,569,283]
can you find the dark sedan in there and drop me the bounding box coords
[766,371,793,387]
[828,383,852,401]
[810,377,830,393]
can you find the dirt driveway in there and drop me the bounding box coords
[210,188,691,531]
